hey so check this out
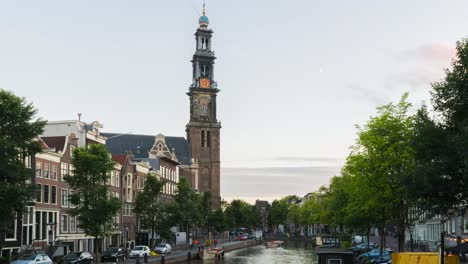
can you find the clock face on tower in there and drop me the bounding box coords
[200,78,210,89]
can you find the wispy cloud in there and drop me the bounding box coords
[400,44,455,65]
[348,83,390,106]
[386,43,455,91]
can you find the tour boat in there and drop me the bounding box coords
[267,240,284,248]
[200,247,224,260]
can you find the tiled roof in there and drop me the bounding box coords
[102,133,192,166]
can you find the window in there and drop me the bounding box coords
[127,174,132,188]
[61,163,68,181]
[69,191,76,208]
[36,162,42,177]
[116,172,120,187]
[35,212,40,240]
[51,165,57,180]
[43,185,50,203]
[41,212,47,239]
[36,184,42,202]
[201,131,205,148]
[25,156,32,168]
[111,172,116,187]
[123,204,133,216]
[44,164,50,178]
[207,131,211,147]
[61,215,68,233]
[127,188,132,202]
[51,186,57,204]
[70,217,76,232]
[69,164,74,177]
[5,217,16,240]
[61,189,68,207]
[70,146,76,158]
[464,213,468,233]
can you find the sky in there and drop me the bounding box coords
[1,0,467,204]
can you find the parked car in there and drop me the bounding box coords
[101,247,126,262]
[63,252,94,264]
[351,243,378,255]
[358,249,392,263]
[154,243,172,254]
[237,233,248,241]
[11,253,52,264]
[129,246,150,258]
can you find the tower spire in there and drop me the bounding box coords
[202,1,206,16]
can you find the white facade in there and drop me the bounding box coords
[42,120,106,147]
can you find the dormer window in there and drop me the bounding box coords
[158,144,162,151]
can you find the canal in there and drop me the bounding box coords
[189,241,317,264]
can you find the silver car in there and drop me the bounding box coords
[11,254,52,264]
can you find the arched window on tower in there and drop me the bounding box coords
[201,130,205,148]
[207,131,211,148]
[201,64,210,77]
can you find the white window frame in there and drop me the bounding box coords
[51,165,58,180]
[61,162,68,181]
[61,189,68,207]
[61,214,68,233]
[69,190,76,208]
[44,163,50,179]
[5,216,17,241]
[51,185,57,204]
[70,216,76,233]
[43,185,50,204]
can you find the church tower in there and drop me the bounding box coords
[186,5,221,209]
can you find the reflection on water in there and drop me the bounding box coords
[190,241,317,264]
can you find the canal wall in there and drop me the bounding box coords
[146,239,261,264]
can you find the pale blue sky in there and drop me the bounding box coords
[1,0,467,202]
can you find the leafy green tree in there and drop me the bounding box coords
[134,174,165,248]
[66,144,121,257]
[172,177,202,242]
[0,90,46,251]
[268,199,289,232]
[224,200,260,230]
[342,93,416,252]
[207,209,227,233]
[412,39,468,218]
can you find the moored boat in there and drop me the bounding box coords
[267,240,284,248]
[200,247,224,260]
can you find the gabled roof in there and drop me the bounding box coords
[102,133,192,166]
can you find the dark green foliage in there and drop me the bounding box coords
[413,38,468,216]
[0,89,46,248]
[65,144,121,241]
[134,175,166,247]
[224,199,261,229]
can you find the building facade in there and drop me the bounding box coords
[186,7,222,209]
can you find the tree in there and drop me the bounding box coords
[412,39,468,217]
[172,177,202,243]
[342,93,416,252]
[66,144,121,258]
[224,200,260,230]
[268,199,289,232]
[134,174,165,248]
[0,90,46,252]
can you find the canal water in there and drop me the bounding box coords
[190,241,317,264]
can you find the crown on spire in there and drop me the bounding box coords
[199,1,209,27]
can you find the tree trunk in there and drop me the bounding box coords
[94,237,99,263]
[409,229,414,252]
